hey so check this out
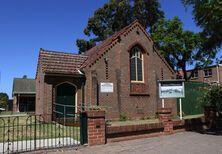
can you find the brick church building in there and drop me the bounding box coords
[36,21,176,120]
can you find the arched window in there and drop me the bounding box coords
[130,46,144,82]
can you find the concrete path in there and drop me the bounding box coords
[48,132,222,154]
[0,138,79,153]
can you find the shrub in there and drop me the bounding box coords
[120,113,127,121]
[200,85,222,109]
[88,105,102,111]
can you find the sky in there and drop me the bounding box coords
[0,0,220,98]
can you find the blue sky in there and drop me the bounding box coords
[0,0,219,98]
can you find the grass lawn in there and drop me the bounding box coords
[0,115,80,142]
[182,114,204,119]
[107,114,204,126]
[107,118,160,126]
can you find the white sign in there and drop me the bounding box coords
[100,82,113,93]
[158,80,185,98]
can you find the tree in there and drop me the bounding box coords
[151,17,217,80]
[0,93,9,108]
[76,0,164,53]
[182,0,222,50]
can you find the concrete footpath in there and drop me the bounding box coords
[45,132,222,154]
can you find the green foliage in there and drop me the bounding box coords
[119,112,127,121]
[200,84,222,108]
[151,17,216,80]
[88,105,102,111]
[0,92,9,108]
[76,0,164,53]
[182,0,222,50]
[76,39,96,54]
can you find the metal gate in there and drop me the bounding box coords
[0,111,87,154]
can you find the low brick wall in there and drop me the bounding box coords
[85,108,206,145]
[106,122,164,142]
[106,116,206,143]
[173,116,206,132]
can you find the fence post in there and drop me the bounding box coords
[34,115,37,150]
[157,108,173,134]
[80,112,88,145]
[86,110,105,146]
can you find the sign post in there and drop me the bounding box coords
[162,99,165,108]
[179,98,182,120]
[158,80,185,119]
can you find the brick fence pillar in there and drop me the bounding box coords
[86,110,106,146]
[157,108,173,134]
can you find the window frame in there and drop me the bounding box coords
[191,70,198,79]
[130,46,144,83]
[204,68,212,77]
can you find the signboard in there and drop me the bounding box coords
[158,80,185,98]
[100,82,113,93]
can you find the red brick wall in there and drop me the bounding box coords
[87,110,106,146]
[36,73,84,118]
[36,24,177,120]
[84,26,176,120]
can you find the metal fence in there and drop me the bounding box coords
[0,113,80,154]
[177,82,209,116]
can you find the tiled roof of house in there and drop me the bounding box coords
[37,49,88,75]
[13,76,35,95]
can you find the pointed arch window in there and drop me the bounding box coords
[130,46,144,82]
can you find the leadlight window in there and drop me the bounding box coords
[130,46,144,82]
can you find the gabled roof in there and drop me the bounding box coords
[81,20,145,67]
[12,77,36,95]
[37,49,88,75]
[36,20,174,75]
[81,20,174,74]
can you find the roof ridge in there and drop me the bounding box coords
[13,77,35,80]
[82,20,142,67]
[40,48,88,57]
[84,20,139,56]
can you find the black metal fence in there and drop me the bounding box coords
[0,113,80,154]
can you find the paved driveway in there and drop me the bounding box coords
[48,132,222,154]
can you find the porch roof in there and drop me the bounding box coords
[37,49,88,75]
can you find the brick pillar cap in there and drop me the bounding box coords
[157,108,172,114]
[86,110,105,118]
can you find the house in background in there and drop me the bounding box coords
[36,21,176,120]
[12,75,36,112]
[186,64,222,84]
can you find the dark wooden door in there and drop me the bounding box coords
[56,83,76,117]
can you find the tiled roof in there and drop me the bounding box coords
[82,20,142,67]
[13,77,35,95]
[36,20,174,76]
[38,49,88,75]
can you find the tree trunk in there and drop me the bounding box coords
[182,65,188,81]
